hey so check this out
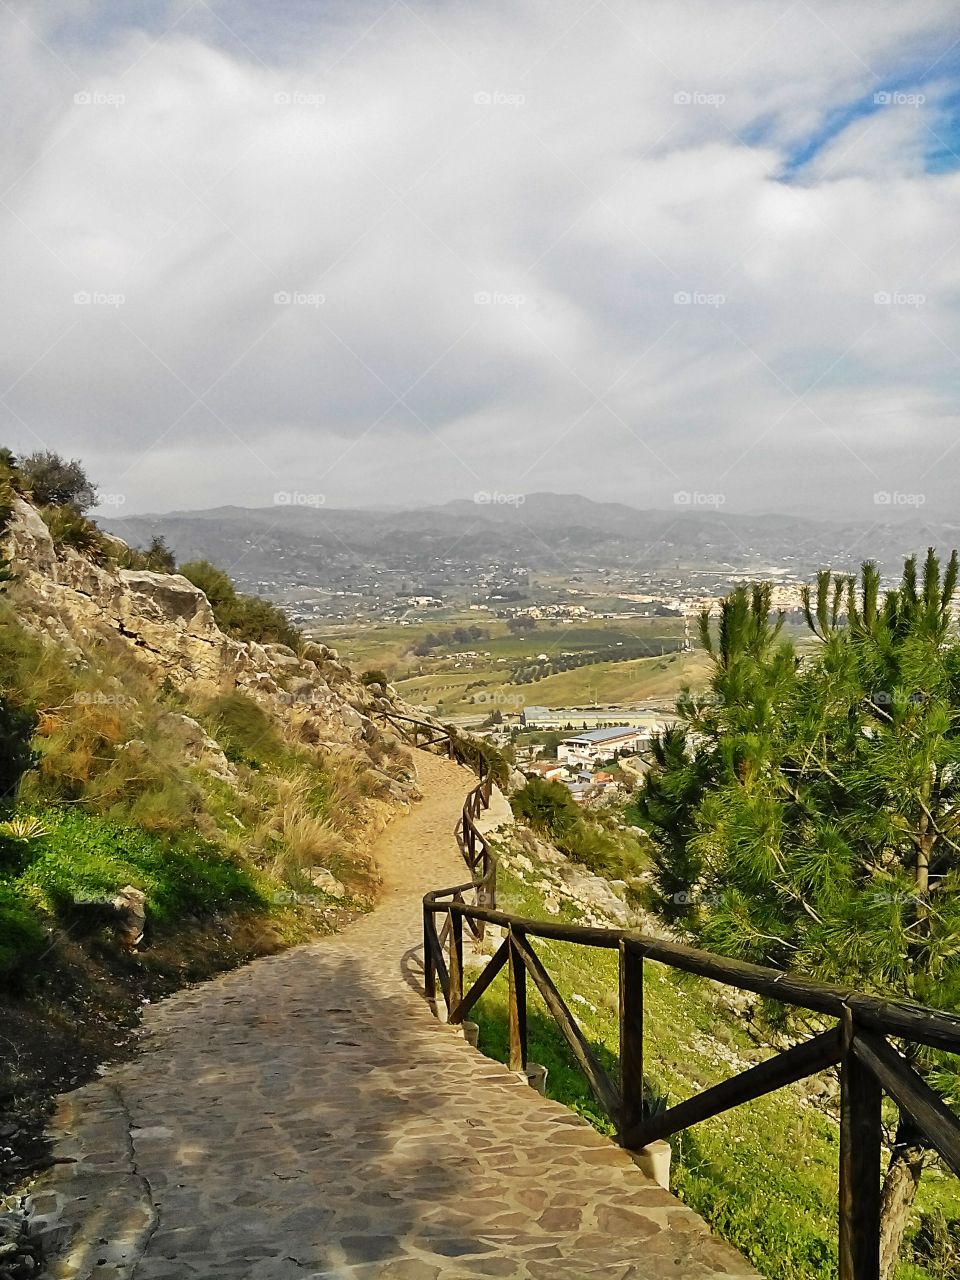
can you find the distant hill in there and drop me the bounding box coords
[101,493,960,593]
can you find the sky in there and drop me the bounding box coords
[1,0,959,519]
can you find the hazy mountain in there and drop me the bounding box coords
[100,494,960,595]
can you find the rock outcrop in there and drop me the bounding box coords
[4,497,403,757]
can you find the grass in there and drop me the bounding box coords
[327,616,684,671]
[465,856,960,1280]
[396,650,712,716]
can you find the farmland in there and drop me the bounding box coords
[318,614,710,717]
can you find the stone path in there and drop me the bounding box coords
[32,753,759,1280]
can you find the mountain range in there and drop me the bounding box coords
[101,493,960,592]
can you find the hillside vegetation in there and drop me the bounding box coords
[0,450,421,1189]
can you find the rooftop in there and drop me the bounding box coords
[565,725,640,744]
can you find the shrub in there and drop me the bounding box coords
[511,778,580,841]
[447,728,510,788]
[361,669,389,688]
[0,881,47,976]
[20,451,97,513]
[510,778,646,879]
[200,692,285,769]
[179,559,234,608]
[114,536,176,574]
[180,560,299,647]
[39,505,110,563]
[143,535,176,573]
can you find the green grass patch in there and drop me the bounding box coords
[9,809,265,926]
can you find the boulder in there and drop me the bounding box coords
[112,885,146,948]
[309,868,347,899]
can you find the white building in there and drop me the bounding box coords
[558,725,650,767]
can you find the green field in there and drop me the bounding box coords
[395,650,711,716]
[318,615,701,716]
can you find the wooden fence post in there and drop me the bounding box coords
[619,939,644,1146]
[423,906,436,1002]
[448,905,463,1018]
[839,1009,881,1280]
[507,928,527,1072]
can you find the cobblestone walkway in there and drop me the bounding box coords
[33,754,758,1280]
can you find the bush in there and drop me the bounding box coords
[200,693,285,769]
[360,669,388,688]
[179,559,234,607]
[118,536,176,573]
[0,881,46,976]
[510,778,646,879]
[180,560,299,647]
[143,535,176,573]
[39,505,110,563]
[446,728,510,788]
[20,451,97,513]
[511,778,580,841]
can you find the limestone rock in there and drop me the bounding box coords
[309,868,347,899]
[112,885,146,948]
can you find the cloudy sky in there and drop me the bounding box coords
[1,0,959,519]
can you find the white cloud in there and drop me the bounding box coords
[0,0,958,517]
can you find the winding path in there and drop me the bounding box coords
[32,753,757,1280]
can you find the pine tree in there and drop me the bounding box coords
[637,550,960,1277]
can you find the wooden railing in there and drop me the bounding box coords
[377,706,960,1280]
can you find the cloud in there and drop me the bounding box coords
[0,0,958,519]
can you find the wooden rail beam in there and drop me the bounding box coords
[448,907,463,1016]
[852,1031,960,1179]
[512,930,621,1122]
[625,1027,841,1149]
[451,937,510,1024]
[423,905,436,1003]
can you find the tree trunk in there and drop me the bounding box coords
[878,1117,925,1280]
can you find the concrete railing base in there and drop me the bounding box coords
[517,1063,548,1095]
[635,1139,672,1190]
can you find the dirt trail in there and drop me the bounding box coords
[33,752,757,1280]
